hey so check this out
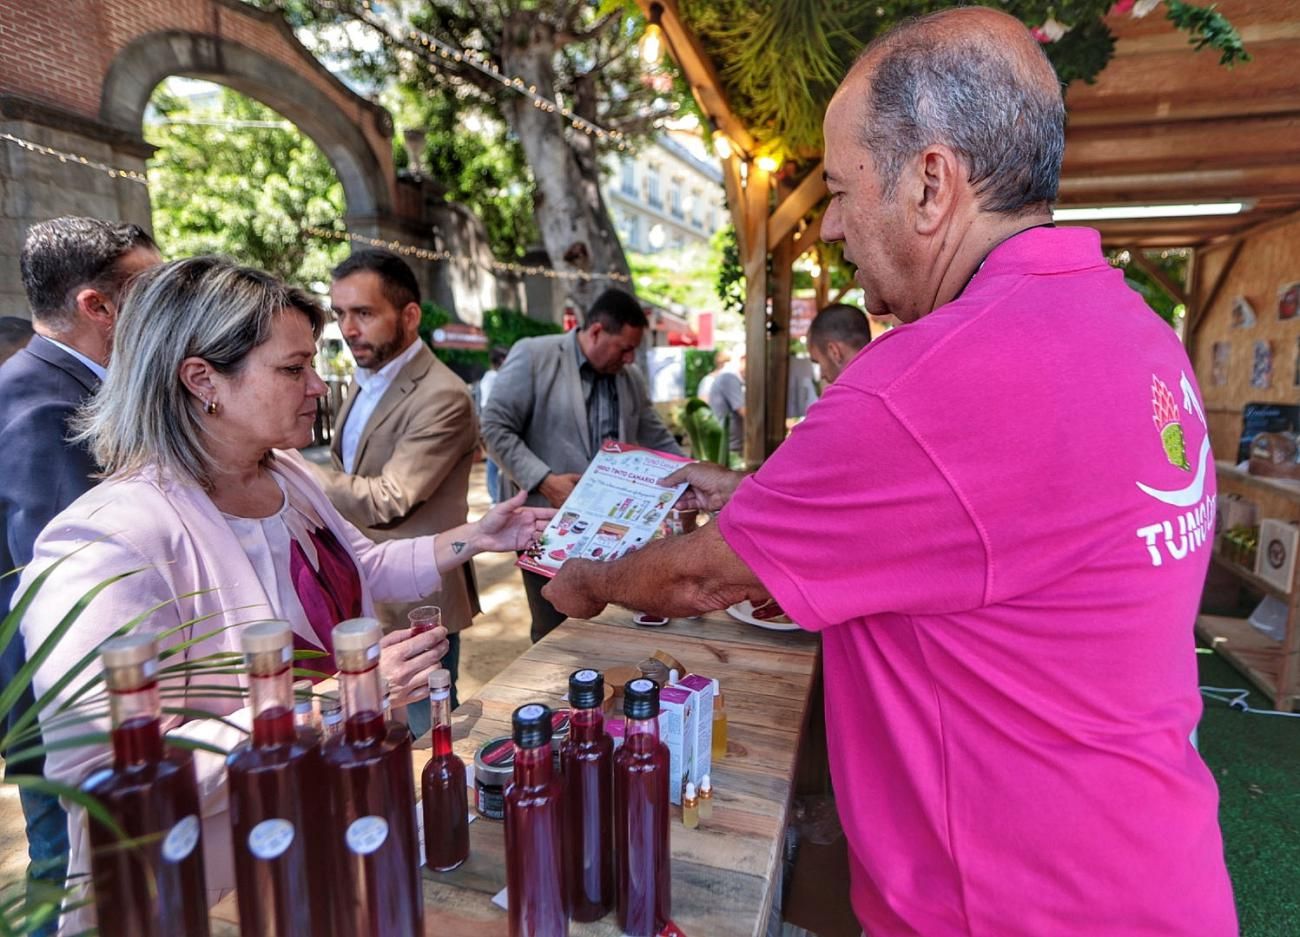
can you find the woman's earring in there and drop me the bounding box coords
[204,398,218,415]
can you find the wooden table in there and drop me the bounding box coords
[214,606,821,936]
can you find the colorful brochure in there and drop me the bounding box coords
[517,441,691,579]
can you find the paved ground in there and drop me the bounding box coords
[0,460,534,885]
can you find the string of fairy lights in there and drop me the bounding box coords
[343,0,632,151]
[0,132,149,185]
[303,226,631,284]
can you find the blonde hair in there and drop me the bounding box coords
[75,256,324,490]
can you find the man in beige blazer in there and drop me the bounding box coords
[312,248,480,708]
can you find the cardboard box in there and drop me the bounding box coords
[658,685,695,805]
[1215,494,1258,545]
[1255,518,1299,594]
[678,674,714,786]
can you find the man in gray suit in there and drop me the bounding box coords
[482,289,683,640]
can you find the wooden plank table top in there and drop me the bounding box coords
[216,606,821,936]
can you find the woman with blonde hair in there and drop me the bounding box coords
[15,256,551,931]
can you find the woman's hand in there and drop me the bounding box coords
[474,490,555,553]
[378,625,448,707]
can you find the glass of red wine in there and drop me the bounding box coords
[407,605,442,636]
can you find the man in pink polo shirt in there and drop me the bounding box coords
[544,7,1235,935]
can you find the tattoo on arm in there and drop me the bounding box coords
[452,541,467,555]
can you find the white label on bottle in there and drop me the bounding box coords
[346,815,389,855]
[248,818,295,860]
[517,704,546,720]
[162,814,200,863]
[629,678,654,693]
[281,646,292,663]
[367,644,380,661]
[142,659,157,679]
[575,669,598,682]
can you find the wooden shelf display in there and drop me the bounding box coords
[1198,463,1300,712]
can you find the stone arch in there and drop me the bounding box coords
[99,29,395,220]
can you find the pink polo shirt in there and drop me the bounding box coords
[719,227,1235,936]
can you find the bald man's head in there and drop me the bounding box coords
[841,6,1065,216]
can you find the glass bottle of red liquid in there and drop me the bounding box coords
[421,668,469,871]
[504,703,568,937]
[226,622,330,937]
[321,618,424,936]
[561,669,613,922]
[614,678,671,936]
[80,634,209,937]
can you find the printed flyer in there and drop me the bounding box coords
[517,441,692,578]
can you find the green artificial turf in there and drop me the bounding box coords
[1196,648,1300,936]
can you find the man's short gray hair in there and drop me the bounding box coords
[75,256,324,490]
[857,17,1066,214]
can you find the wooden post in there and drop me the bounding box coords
[768,229,795,455]
[742,161,770,470]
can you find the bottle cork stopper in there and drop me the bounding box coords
[332,618,382,653]
[100,634,157,668]
[240,621,292,655]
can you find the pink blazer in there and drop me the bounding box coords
[15,449,440,932]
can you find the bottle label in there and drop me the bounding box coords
[162,814,200,863]
[248,818,295,860]
[346,815,389,855]
[517,703,545,720]
[575,668,599,682]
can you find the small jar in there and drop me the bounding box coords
[474,735,514,820]
[636,658,670,687]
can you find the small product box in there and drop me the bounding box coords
[677,673,714,787]
[657,685,695,805]
[1255,518,1300,594]
[1215,494,1258,547]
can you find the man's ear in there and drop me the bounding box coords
[912,144,961,236]
[74,286,115,331]
[827,341,847,367]
[402,300,422,335]
[178,356,218,402]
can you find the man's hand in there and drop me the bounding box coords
[660,462,745,512]
[537,472,581,508]
[543,559,609,620]
[475,490,556,552]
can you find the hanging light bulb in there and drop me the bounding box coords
[640,3,666,65]
[756,154,780,173]
[712,133,733,160]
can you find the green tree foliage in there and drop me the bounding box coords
[145,84,349,288]
[386,86,539,261]
[676,0,1248,161]
[1113,248,1190,328]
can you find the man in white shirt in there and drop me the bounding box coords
[312,249,480,712]
[0,216,160,919]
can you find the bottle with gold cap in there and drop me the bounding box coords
[227,622,331,937]
[698,774,713,821]
[421,669,469,871]
[682,781,700,830]
[80,634,209,937]
[321,618,423,936]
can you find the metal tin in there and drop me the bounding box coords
[550,708,571,773]
[474,735,514,820]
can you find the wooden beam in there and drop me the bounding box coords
[636,0,755,155]
[829,282,852,306]
[767,177,796,456]
[1187,239,1244,343]
[1057,165,1300,204]
[792,210,823,258]
[1126,248,1189,307]
[766,162,826,246]
[719,152,747,255]
[741,162,770,469]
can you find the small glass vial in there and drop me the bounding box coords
[379,675,393,723]
[293,678,315,730]
[682,782,699,830]
[698,774,714,821]
[422,669,469,871]
[319,691,343,743]
[711,679,727,760]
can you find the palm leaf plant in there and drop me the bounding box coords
[0,555,325,935]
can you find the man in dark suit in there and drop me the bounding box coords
[481,289,683,641]
[0,217,160,908]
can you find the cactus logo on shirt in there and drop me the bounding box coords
[1134,371,1214,567]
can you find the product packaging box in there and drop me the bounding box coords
[657,685,695,805]
[1255,518,1299,594]
[677,673,714,786]
[1215,494,1258,546]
